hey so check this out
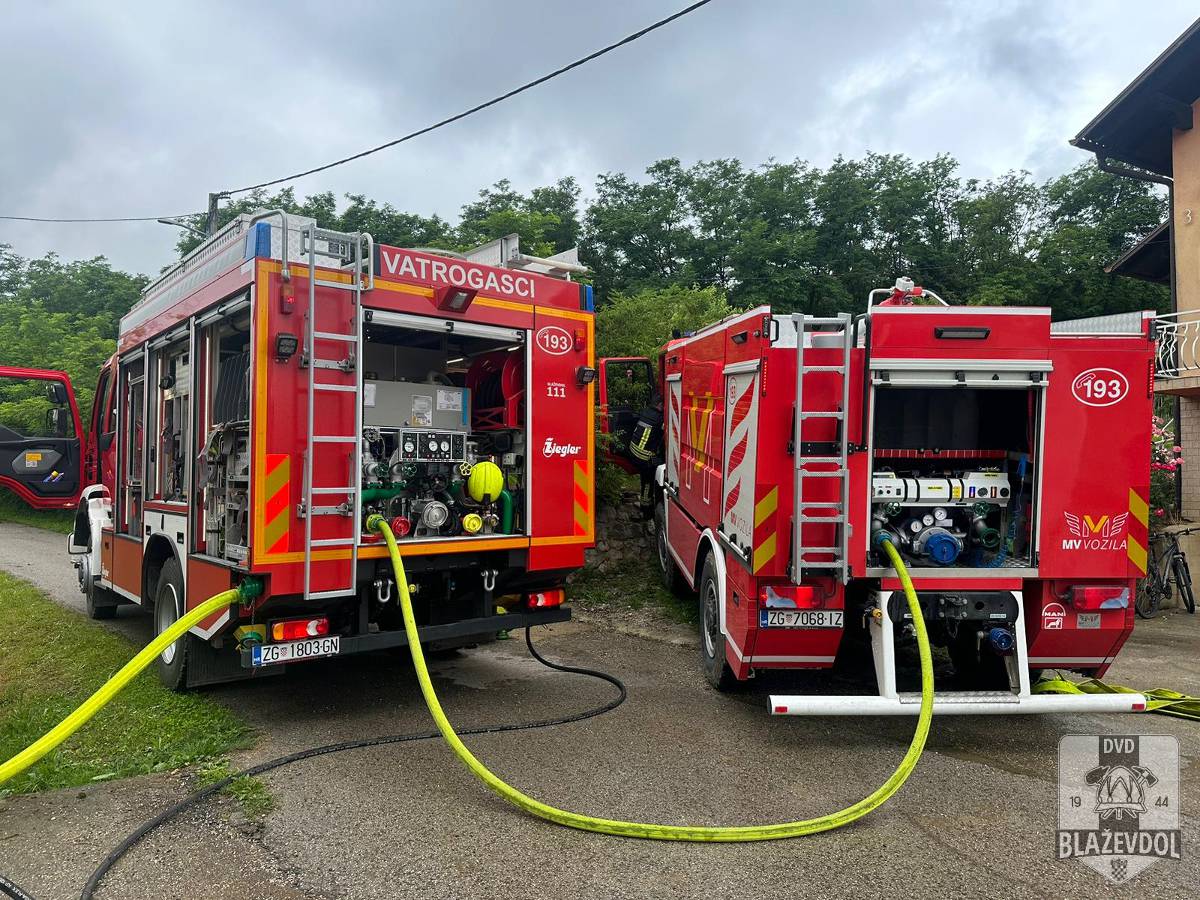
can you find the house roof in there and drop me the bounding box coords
[1071,18,1200,176]
[1105,221,1171,285]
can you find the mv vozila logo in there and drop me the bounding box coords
[1058,735,1181,884]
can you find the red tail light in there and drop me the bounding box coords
[527,589,565,609]
[759,584,820,609]
[1068,585,1129,611]
[272,617,330,641]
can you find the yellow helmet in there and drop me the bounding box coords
[466,461,504,503]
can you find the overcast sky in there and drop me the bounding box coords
[1,0,1196,276]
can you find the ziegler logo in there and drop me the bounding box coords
[536,326,573,355]
[1063,511,1129,551]
[543,438,582,458]
[1072,368,1128,407]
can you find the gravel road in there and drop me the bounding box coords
[1,520,1197,899]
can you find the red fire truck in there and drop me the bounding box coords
[645,280,1157,714]
[3,213,595,688]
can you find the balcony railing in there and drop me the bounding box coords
[1155,310,1200,381]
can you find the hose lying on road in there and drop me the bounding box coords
[370,515,935,841]
[0,590,239,787]
[1033,677,1200,721]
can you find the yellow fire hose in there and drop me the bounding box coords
[1033,677,1200,721]
[0,590,239,786]
[369,514,935,840]
[1,529,933,839]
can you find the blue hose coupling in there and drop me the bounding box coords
[873,530,894,547]
[988,627,1015,653]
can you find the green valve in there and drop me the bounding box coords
[237,577,264,603]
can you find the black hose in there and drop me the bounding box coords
[74,626,624,900]
[0,875,36,900]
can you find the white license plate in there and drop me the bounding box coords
[251,635,340,667]
[759,609,843,629]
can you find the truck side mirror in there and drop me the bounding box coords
[46,382,68,405]
[46,407,69,437]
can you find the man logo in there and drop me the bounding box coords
[1058,735,1181,884]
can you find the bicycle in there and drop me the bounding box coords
[1136,527,1197,618]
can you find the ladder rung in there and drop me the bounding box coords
[799,561,844,568]
[313,358,354,371]
[314,383,357,393]
[804,366,845,373]
[313,331,356,342]
[308,589,356,600]
[804,317,849,326]
[311,487,355,494]
[798,469,846,478]
[801,501,842,509]
[800,457,842,464]
[314,435,356,443]
[311,538,356,547]
[800,515,845,522]
[799,411,843,419]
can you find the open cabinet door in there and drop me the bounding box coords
[597,356,657,474]
[0,366,84,509]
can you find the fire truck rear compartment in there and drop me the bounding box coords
[868,385,1038,572]
[359,321,527,543]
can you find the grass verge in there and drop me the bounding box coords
[0,490,74,534]
[0,570,253,797]
[196,758,274,818]
[570,553,699,626]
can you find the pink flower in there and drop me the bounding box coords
[1174,446,1182,453]
[1155,508,1165,517]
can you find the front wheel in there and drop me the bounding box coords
[80,552,118,620]
[698,555,735,691]
[654,503,684,594]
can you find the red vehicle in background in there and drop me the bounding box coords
[2,213,595,688]
[638,280,1157,715]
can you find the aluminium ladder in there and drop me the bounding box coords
[298,224,374,601]
[790,313,853,585]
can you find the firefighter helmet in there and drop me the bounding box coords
[467,461,504,503]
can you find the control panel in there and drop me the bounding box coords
[397,430,467,462]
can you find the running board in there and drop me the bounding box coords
[768,692,1147,716]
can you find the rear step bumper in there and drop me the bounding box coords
[239,605,571,667]
[768,690,1146,716]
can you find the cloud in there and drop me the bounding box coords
[0,0,1195,275]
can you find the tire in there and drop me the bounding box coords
[79,551,119,620]
[654,503,684,594]
[154,558,190,691]
[698,555,736,691]
[1173,553,1196,614]
[1135,579,1164,619]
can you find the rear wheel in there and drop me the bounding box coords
[1173,553,1195,614]
[698,555,735,691]
[1136,573,1168,619]
[154,558,191,691]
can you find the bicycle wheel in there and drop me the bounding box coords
[1172,553,1196,614]
[1136,577,1165,618]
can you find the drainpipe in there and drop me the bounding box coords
[1094,155,1180,512]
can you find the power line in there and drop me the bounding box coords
[222,0,717,195]
[0,213,201,223]
[0,1,717,224]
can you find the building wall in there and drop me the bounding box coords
[1176,99,1200,313]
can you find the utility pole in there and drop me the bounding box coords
[206,192,227,237]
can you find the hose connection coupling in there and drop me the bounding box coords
[236,576,264,604]
[366,513,387,534]
[872,530,895,548]
[987,627,1015,654]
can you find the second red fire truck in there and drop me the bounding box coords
[640,280,1157,714]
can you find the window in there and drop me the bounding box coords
[0,376,74,439]
[156,342,191,501]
